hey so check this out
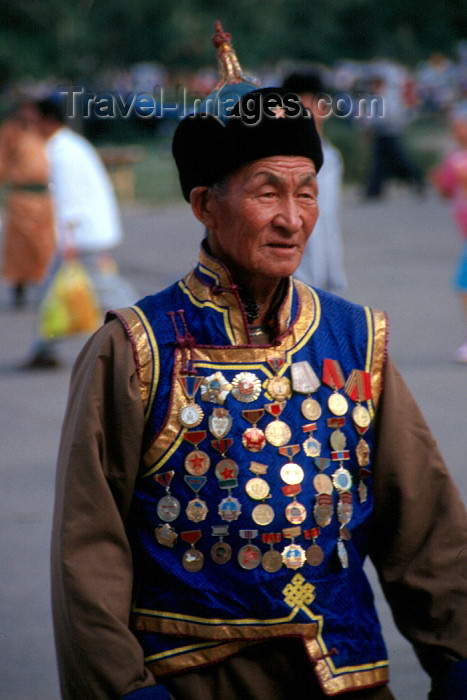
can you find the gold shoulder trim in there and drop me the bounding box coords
[364,308,388,412]
[112,306,159,420]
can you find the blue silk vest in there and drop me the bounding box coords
[112,247,389,696]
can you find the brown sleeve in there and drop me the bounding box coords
[370,356,467,678]
[51,319,157,699]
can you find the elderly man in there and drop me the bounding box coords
[51,27,467,700]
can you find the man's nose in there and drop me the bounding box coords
[272,197,302,233]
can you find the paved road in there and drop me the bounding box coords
[1,185,466,699]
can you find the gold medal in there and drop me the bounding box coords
[267,375,292,401]
[329,428,347,451]
[231,372,262,403]
[306,544,324,566]
[352,404,371,429]
[245,477,270,501]
[303,435,321,457]
[313,473,333,495]
[252,503,275,526]
[264,420,291,447]
[185,497,208,523]
[242,409,266,452]
[261,548,283,572]
[181,531,204,572]
[327,392,348,416]
[301,397,322,421]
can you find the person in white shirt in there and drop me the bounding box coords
[23,97,137,369]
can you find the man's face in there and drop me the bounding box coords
[206,156,319,284]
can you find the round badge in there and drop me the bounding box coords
[352,404,371,428]
[329,429,347,451]
[179,403,204,428]
[251,503,275,526]
[238,544,262,570]
[214,458,239,481]
[245,477,270,501]
[306,544,324,567]
[301,397,322,421]
[280,462,304,485]
[327,393,349,416]
[182,548,204,572]
[156,495,181,522]
[231,372,262,403]
[261,549,283,573]
[285,500,307,524]
[332,466,353,492]
[264,420,292,447]
[267,375,292,401]
[313,473,333,495]
[184,449,210,476]
[211,540,232,564]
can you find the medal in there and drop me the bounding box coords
[261,533,283,572]
[345,370,372,429]
[238,530,261,570]
[218,495,242,521]
[291,361,322,420]
[264,401,291,447]
[304,527,324,566]
[211,525,232,564]
[331,462,352,493]
[302,423,321,458]
[231,371,262,403]
[200,371,232,405]
[245,477,270,500]
[278,444,304,486]
[337,491,353,526]
[322,359,348,416]
[313,473,333,495]
[356,438,370,466]
[184,431,210,475]
[313,494,333,527]
[178,376,204,428]
[266,356,292,402]
[252,503,275,526]
[281,526,306,570]
[215,458,239,481]
[337,537,349,569]
[241,409,266,452]
[181,531,204,572]
[154,471,181,523]
[184,475,208,523]
[330,428,347,451]
[282,484,307,524]
[154,522,178,547]
[208,407,233,438]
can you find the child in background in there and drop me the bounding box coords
[432,103,467,362]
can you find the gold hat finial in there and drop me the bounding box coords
[211,21,244,86]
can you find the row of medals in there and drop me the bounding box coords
[154,359,372,573]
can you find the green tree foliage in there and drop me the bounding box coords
[1,0,466,84]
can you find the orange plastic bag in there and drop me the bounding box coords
[38,258,101,339]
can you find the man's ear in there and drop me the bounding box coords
[190,186,217,228]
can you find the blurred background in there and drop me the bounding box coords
[2,0,467,205]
